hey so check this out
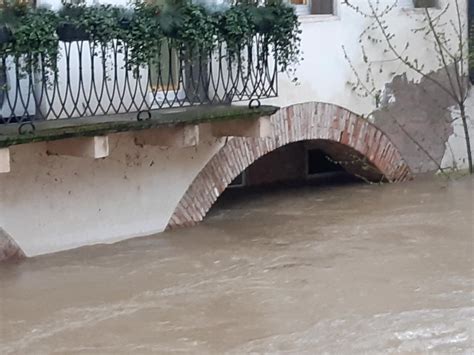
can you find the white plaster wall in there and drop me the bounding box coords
[1,58,36,118]
[0,129,224,256]
[268,0,464,112]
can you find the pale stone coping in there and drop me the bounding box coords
[47,136,110,159]
[0,105,279,149]
[135,125,200,148]
[298,14,340,24]
[211,117,273,138]
[0,148,10,173]
[2,111,278,173]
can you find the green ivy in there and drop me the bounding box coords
[119,1,162,70]
[0,0,301,78]
[264,0,302,76]
[216,4,255,59]
[216,0,302,77]
[0,3,59,76]
[160,2,217,51]
[78,5,122,43]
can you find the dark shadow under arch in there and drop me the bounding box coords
[168,102,411,228]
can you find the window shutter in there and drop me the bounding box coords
[312,0,333,15]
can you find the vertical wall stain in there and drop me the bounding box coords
[373,68,457,173]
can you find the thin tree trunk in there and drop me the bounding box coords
[0,64,5,121]
[459,103,473,174]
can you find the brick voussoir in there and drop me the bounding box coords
[167,102,412,229]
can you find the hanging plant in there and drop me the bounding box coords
[250,0,302,79]
[0,25,13,45]
[248,5,276,35]
[215,0,302,76]
[0,22,13,47]
[268,1,302,74]
[123,0,217,69]
[0,0,28,46]
[215,4,255,59]
[158,1,217,52]
[57,3,123,43]
[12,7,59,74]
[119,1,162,70]
[0,2,59,76]
[0,0,302,82]
[115,6,134,32]
[56,2,89,42]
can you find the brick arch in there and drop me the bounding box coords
[168,102,411,228]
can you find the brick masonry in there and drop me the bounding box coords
[168,102,412,229]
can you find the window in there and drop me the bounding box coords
[306,149,343,176]
[289,0,335,16]
[149,41,180,92]
[289,0,310,16]
[413,0,438,8]
[228,171,246,188]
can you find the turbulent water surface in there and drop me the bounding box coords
[0,176,473,354]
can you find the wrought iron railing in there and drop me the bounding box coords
[0,37,278,124]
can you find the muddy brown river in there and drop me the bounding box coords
[0,176,473,354]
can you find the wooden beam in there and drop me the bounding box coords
[211,117,272,138]
[47,136,109,159]
[0,148,10,173]
[134,125,199,148]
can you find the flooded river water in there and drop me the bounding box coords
[0,176,473,354]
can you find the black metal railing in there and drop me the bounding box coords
[0,37,278,124]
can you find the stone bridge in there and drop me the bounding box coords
[1,102,411,261]
[168,102,411,228]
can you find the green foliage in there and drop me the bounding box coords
[0,0,302,77]
[216,0,302,75]
[119,1,162,69]
[159,1,216,50]
[262,1,302,74]
[13,8,59,73]
[0,0,28,29]
[215,4,255,57]
[57,2,125,43]
[0,2,59,75]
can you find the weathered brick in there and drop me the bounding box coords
[167,102,412,229]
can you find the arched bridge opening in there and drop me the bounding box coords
[226,139,385,190]
[168,102,411,229]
